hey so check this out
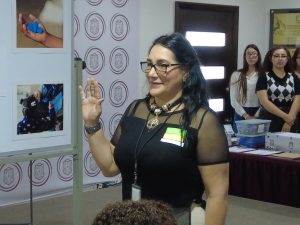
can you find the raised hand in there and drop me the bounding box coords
[79,78,104,126]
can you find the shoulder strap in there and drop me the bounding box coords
[197,108,209,130]
[127,98,145,117]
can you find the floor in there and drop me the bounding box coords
[0,185,300,225]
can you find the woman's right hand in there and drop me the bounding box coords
[284,113,295,126]
[79,78,104,126]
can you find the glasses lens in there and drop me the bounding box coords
[246,52,257,57]
[140,62,150,73]
[273,55,287,58]
[155,64,167,73]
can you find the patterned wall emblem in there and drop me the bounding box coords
[110,13,129,41]
[0,163,22,192]
[28,159,52,187]
[84,152,101,177]
[111,0,128,7]
[84,47,105,75]
[74,14,80,37]
[109,47,129,74]
[57,156,73,181]
[109,80,128,107]
[85,12,105,41]
[86,0,103,6]
[74,49,79,59]
[109,113,123,136]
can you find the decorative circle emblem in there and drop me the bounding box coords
[109,113,123,136]
[109,47,129,74]
[28,159,52,187]
[110,13,129,41]
[111,0,128,7]
[57,156,73,181]
[84,12,105,41]
[86,0,103,6]
[84,151,101,177]
[109,80,128,107]
[74,49,79,58]
[74,14,80,37]
[0,163,22,192]
[84,47,105,75]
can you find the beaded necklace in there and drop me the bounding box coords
[147,97,182,129]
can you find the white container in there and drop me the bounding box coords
[265,132,300,153]
[235,119,271,136]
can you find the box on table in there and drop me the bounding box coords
[265,132,300,153]
[236,134,266,148]
[235,119,271,136]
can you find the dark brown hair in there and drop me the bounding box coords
[291,47,300,71]
[92,199,178,225]
[235,44,262,104]
[262,46,293,73]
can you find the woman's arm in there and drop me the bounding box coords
[256,90,295,125]
[86,129,119,177]
[230,72,247,117]
[79,79,119,177]
[199,163,229,225]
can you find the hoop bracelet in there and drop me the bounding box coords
[84,122,101,134]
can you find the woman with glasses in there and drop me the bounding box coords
[79,32,229,225]
[256,46,300,132]
[229,44,262,133]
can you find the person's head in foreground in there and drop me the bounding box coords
[92,199,178,225]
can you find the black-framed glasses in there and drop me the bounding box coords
[140,61,181,76]
[272,54,288,59]
[246,51,258,57]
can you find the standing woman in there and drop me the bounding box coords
[229,44,262,133]
[292,47,300,79]
[256,46,300,132]
[79,32,229,225]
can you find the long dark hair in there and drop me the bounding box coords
[236,44,262,104]
[292,47,300,71]
[149,32,208,129]
[263,46,293,73]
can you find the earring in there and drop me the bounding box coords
[183,76,187,83]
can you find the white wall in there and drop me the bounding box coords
[138,0,300,95]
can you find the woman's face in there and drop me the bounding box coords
[296,53,300,68]
[145,44,187,101]
[245,47,258,66]
[271,48,288,69]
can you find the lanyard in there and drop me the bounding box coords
[132,103,182,185]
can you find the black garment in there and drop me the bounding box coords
[256,71,300,132]
[111,98,228,209]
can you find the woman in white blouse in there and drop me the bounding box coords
[230,44,262,133]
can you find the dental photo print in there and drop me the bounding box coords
[16,83,63,135]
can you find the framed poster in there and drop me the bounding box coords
[0,0,73,156]
[270,8,300,50]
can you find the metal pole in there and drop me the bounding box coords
[29,158,33,225]
[72,58,84,225]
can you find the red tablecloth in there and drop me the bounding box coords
[229,152,300,208]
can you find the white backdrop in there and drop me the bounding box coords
[0,0,140,207]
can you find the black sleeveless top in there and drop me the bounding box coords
[111,98,228,208]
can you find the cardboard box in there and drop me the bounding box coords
[265,132,300,153]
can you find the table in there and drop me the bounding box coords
[229,152,300,208]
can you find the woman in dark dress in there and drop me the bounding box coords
[256,46,300,132]
[79,32,229,225]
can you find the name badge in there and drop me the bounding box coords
[161,127,187,147]
[131,184,141,201]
